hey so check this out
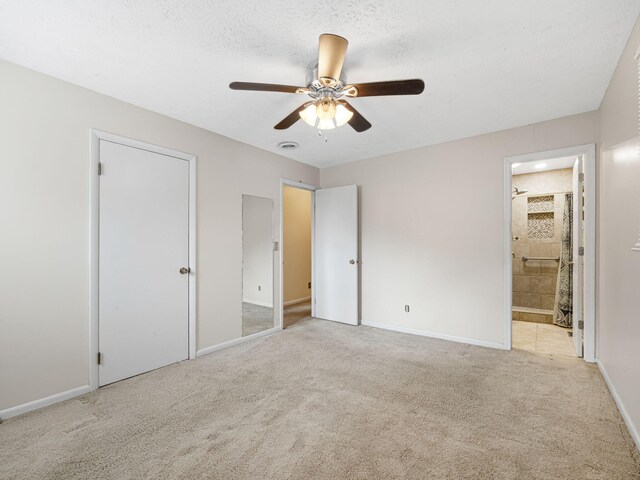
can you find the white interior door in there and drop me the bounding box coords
[572,156,584,357]
[99,140,189,386]
[315,185,359,325]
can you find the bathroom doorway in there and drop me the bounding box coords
[504,145,595,361]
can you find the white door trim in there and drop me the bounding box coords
[503,144,596,361]
[279,179,318,329]
[89,129,197,391]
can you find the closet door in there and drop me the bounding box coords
[99,140,190,386]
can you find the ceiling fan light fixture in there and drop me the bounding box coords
[334,103,353,126]
[317,118,336,130]
[299,103,318,126]
[316,98,337,120]
[300,100,343,130]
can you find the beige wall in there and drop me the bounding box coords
[0,60,319,412]
[598,16,640,446]
[512,169,572,313]
[283,186,312,303]
[321,112,598,347]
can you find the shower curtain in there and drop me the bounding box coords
[554,193,573,327]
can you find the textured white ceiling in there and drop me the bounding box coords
[0,1,638,168]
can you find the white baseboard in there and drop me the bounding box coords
[242,299,273,308]
[0,385,91,421]
[284,296,311,307]
[597,360,640,452]
[196,327,280,358]
[362,321,508,350]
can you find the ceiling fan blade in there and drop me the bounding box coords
[229,82,304,94]
[345,79,425,97]
[317,34,348,85]
[274,103,311,130]
[342,101,372,133]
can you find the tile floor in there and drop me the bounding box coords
[512,320,576,357]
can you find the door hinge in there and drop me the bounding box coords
[97,352,102,365]
[578,246,584,256]
[578,320,584,330]
[578,173,584,182]
[98,162,103,175]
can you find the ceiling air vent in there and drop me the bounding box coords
[277,141,299,150]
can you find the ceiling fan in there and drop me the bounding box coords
[229,34,425,133]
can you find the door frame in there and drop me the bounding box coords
[503,143,596,362]
[89,129,197,391]
[279,179,318,329]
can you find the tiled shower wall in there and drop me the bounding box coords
[512,169,572,312]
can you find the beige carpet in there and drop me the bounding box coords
[1,319,639,480]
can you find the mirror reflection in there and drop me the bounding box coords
[242,195,275,336]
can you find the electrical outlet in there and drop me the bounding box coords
[308,282,311,289]
[258,285,261,291]
[404,305,410,313]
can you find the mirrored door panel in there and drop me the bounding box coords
[242,195,275,336]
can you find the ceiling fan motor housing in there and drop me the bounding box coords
[306,63,347,87]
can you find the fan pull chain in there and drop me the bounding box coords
[317,129,329,143]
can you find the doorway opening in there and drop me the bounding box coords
[279,180,360,328]
[504,145,595,361]
[281,182,315,328]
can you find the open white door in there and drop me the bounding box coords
[315,185,359,325]
[572,156,584,357]
[99,140,190,386]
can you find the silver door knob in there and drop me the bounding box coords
[349,259,357,265]
[179,267,191,274]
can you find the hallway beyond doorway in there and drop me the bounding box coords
[284,300,312,328]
